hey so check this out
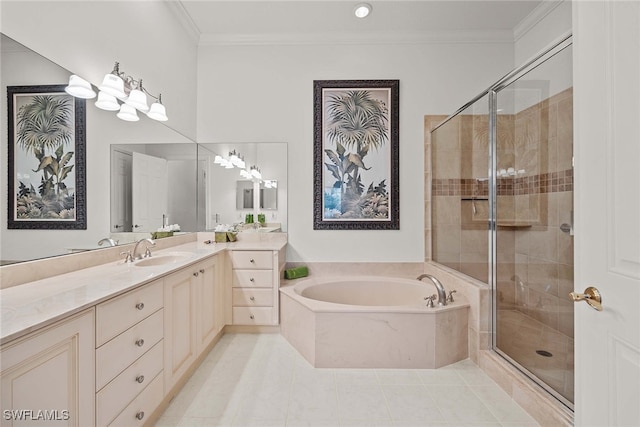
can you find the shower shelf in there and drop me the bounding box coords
[496,221,533,228]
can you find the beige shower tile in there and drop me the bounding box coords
[557,231,574,265]
[528,227,558,261]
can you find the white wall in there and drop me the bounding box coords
[197,41,515,262]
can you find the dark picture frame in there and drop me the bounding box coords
[7,84,86,229]
[313,79,399,230]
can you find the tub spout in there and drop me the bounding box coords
[417,274,447,306]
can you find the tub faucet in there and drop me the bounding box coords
[132,238,155,260]
[98,237,118,247]
[417,274,448,306]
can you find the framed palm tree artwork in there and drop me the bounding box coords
[7,84,86,229]
[313,80,399,230]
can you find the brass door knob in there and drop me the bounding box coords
[570,286,603,311]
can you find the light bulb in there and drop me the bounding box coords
[146,101,168,121]
[116,103,139,121]
[65,75,97,99]
[354,3,372,18]
[95,91,120,111]
[125,88,149,112]
[99,73,126,99]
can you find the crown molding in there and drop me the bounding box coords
[164,0,201,45]
[199,29,515,46]
[513,0,566,42]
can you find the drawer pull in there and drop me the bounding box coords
[135,411,145,421]
[250,315,255,320]
[136,375,145,384]
[135,302,145,310]
[250,258,255,263]
[135,339,145,347]
[193,272,199,277]
[250,277,255,282]
[249,296,255,301]
[199,268,205,273]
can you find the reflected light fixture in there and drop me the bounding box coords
[94,91,120,111]
[94,62,168,122]
[116,103,139,122]
[65,75,97,99]
[354,3,372,18]
[250,165,262,179]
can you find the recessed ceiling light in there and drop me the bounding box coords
[354,3,372,19]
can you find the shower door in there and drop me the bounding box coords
[492,43,574,408]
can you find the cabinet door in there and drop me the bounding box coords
[163,268,197,390]
[0,309,94,427]
[196,256,219,353]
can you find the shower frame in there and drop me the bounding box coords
[431,34,574,410]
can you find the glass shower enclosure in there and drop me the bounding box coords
[430,37,574,408]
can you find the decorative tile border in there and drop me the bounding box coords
[432,169,573,197]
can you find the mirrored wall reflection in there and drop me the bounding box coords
[110,143,198,234]
[197,143,287,232]
[431,95,490,283]
[0,33,196,264]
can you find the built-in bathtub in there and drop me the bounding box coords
[279,275,469,369]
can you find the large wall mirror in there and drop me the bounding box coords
[0,33,196,264]
[1,34,288,265]
[197,143,287,231]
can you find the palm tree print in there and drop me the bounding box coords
[323,89,390,219]
[14,94,76,219]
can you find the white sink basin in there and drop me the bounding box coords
[134,253,191,267]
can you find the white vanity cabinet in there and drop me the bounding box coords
[230,250,283,325]
[94,279,164,427]
[164,255,221,390]
[0,309,95,427]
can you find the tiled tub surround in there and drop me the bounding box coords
[280,275,469,369]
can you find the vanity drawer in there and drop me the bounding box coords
[232,307,274,325]
[96,281,163,346]
[96,309,164,391]
[232,288,273,307]
[232,269,273,287]
[230,251,273,269]
[96,341,163,427]
[107,370,163,427]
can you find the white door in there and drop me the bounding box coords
[132,152,167,232]
[110,150,132,232]
[573,1,640,425]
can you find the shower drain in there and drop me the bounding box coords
[536,350,553,357]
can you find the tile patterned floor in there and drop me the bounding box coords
[156,333,540,427]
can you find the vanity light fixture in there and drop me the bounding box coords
[64,75,97,99]
[354,3,372,18]
[116,103,140,122]
[94,62,168,122]
[250,165,262,179]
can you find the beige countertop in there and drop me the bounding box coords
[0,234,286,345]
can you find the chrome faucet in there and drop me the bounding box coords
[417,274,448,306]
[132,238,155,260]
[98,237,118,247]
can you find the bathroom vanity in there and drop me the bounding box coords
[0,233,286,426]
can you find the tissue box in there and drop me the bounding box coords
[215,232,237,243]
[151,231,174,239]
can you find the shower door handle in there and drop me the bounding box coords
[570,286,603,311]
